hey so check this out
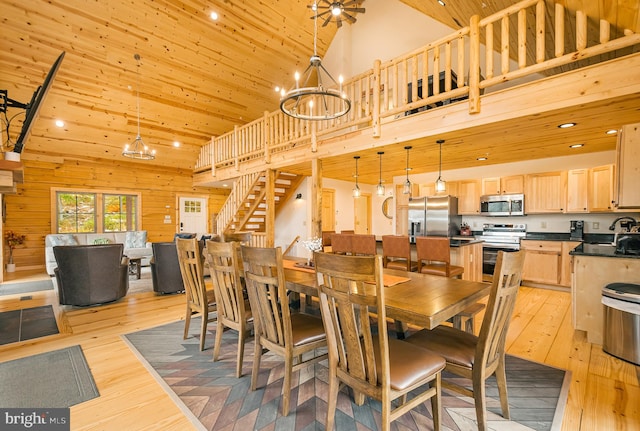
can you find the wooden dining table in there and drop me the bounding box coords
[283,259,491,330]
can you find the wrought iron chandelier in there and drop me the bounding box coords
[123,54,156,160]
[279,2,351,120]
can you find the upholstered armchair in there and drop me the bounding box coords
[150,242,185,294]
[53,244,129,306]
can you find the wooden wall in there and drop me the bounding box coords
[3,157,229,271]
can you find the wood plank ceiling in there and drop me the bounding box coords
[1,0,639,184]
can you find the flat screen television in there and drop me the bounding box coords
[9,51,66,153]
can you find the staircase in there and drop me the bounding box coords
[216,171,303,238]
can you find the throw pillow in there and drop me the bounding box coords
[125,231,147,248]
[174,232,196,239]
[49,234,79,246]
[93,238,111,245]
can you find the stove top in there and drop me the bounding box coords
[475,223,527,248]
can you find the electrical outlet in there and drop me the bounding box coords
[540,221,547,228]
[593,222,600,230]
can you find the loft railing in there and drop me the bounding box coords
[195,0,640,174]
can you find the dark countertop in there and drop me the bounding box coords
[449,238,483,248]
[569,243,640,259]
[525,232,615,243]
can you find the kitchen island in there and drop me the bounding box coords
[570,243,640,344]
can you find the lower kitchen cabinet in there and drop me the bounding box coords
[521,239,580,287]
[450,241,483,282]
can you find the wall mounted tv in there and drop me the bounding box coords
[0,51,65,154]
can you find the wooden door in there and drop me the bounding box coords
[354,193,371,234]
[178,196,208,234]
[321,188,335,232]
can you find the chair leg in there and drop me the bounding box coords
[495,357,511,419]
[472,375,488,431]
[183,304,192,340]
[199,311,208,351]
[451,315,463,330]
[235,328,247,378]
[381,391,391,431]
[430,373,441,431]
[213,320,225,361]
[250,338,262,391]
[281,355,293,416]
[464,316,475,334]
[325,366,340,431]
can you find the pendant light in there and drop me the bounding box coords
[353,156,361,197]
[435,139,446,192]
[123,54,156,160]
[376,151,385,196]
[403,146,412,194]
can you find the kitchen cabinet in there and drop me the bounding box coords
[418,183,435,197]
[560,241,581,287]
[395,184,418,235]
[614,122,640,209]
[588,164,615,212]
[450,241,483,282]
[521,240,563,285]
[566,169,588,213]
[481,175,524,195]
[455,179,481,214]
[525,171,567,213]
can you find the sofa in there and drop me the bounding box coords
[45,231,152,276]
[54,244,129,306]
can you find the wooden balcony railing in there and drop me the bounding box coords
[194,0,640,176]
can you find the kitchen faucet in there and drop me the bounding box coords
[608,216,638,231]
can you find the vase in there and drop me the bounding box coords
[6,263,16,272]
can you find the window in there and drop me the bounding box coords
[56,192,96,233]
[54,190,141,234]
[104,194,138,232]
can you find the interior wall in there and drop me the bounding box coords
[3,158,228,270]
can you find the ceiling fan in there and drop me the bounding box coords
[309,1,366,28]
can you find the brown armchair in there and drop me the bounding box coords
[150,242,185,294]
[54,244,129,306]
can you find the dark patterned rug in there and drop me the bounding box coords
[124,319,569,431]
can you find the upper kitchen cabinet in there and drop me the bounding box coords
[588,164,615,212]
[395,184,419,235]
[456,179,481,214]
[418,183,436,198]
[614,122,640,209]
[567,169,588,213]
[525,171,567,213]
[481,175,524,195]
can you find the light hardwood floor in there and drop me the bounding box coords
[0,270,638,430]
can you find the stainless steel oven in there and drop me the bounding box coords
[475,223,526,275]
[480,193,525,216]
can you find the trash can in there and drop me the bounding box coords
[602,283,640,366]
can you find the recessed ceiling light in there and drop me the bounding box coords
[173,141,180,148]
[438,0,446,5]
[223,183,229,187]
[477,156,487,161]
[55,119,65,128]
[569,143,584,148]
[210,11,218,20]
[606,129,618,135]
[558,122,577,128]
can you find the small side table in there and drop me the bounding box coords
[128,257,142,279]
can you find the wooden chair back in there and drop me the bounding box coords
[351,234,377,256]
[415,236,463,277]
[204,240,252,377]
[331,233,353,255]
[322,230,335,248]
[176,237,208,311]
[381,235,415,271]
[477,250,525,372]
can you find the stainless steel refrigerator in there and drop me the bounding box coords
[408,195,461,242]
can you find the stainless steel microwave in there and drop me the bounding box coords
[480,193,525,216]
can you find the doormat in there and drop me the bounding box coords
[0,305,59,345]
[0,279,54,296]
[124,319,570,431]
[0,345,99,408]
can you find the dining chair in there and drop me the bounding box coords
[314,252,446,431]
[330,233,353,255]
[321,230,335,252]
[381,235,417,271]
[176,237,217,351]
[241,245,328,416]
[415,236,464,277]
[351,234,377,256]
[415,236,482,333]
[204,240,253,377]
[405,250,526,431]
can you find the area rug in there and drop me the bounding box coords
[128,266,154,294]
[0,279,54,296]
[124,319,570,431]
[0,345,99,408]
[0,305,59,345]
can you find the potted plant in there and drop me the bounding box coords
[5,230,26,272]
